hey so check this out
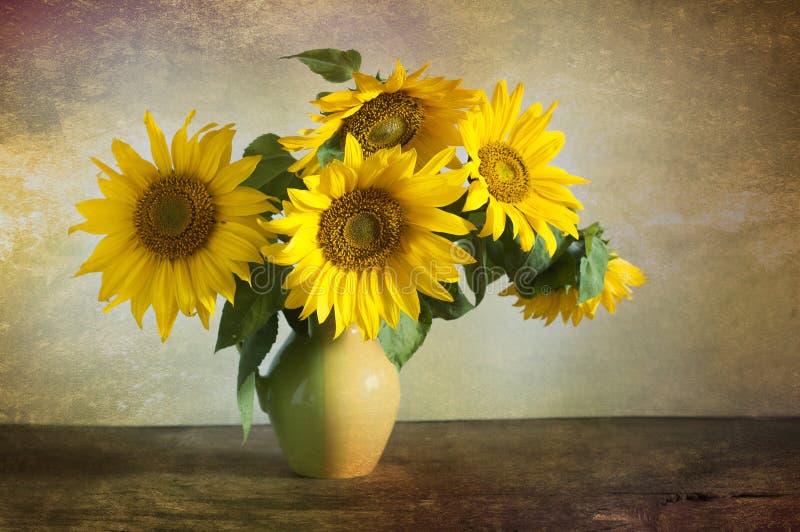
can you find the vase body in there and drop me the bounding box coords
[256,322,400,478]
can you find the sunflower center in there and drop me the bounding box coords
[151,193,191,236]
[134,176,215,260]
[345,213,380,248]
[318,188,404,271]
[478,143,529,203]
[340,92,424,155]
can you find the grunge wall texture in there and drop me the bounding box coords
[0,0,798,425]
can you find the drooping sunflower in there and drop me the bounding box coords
[501,256,648,325]
[461,80,587,254]
[70,110,275,341]
[262,134,476,340]
[280,60,483,176]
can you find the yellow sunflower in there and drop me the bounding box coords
[501,256,648,325]
[70,110,275,341]
[262,134,476,340]
[280,60,482,176]
[461,80,587,254]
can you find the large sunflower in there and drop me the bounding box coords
[262,134,476,340]
[501,256,648,325]
[461,80,587,254]
[70,111,275,341]
[280,60,482,176]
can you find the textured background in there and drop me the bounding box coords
[0,0,798,425]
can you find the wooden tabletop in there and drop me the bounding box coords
[1,419,798,530]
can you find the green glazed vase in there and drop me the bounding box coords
[255,321,400,478]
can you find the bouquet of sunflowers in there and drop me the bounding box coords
[71,48,647,439]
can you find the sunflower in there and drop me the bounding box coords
[501,256,647,325]
[460,80,587,255]
[280,60,482,176]
[70,110,275,341]
[262,134,476,340]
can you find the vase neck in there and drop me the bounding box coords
[306,317,373,346]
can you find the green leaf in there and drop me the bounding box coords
[378,303,432,370]
[516,251,578,298]
[315,91,332,101]
[422,282,474,320]
[578,230,610,303]
[282,48,362,83]
[215,265,286,352]
[464,209,578,301]
[464,256,505,306]
[242,134,294,187]
[237,372,256,443]
[268,171,306,203]
[317,131,344,168]
[463,237,487,306]
[439,192,468,216]
[510,230,576,296]
[282,307,309,337]
[581,222,604,249]
[241,133,305,202]
[236,312,279,388]
[235,312,279,444]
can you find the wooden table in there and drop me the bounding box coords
[1,419,798,529]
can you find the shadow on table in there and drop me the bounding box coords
[0,425,299,480]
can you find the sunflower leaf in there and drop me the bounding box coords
[463,236,504,306]
[578,228,610,303]
[422,282,474,320]
[242,133,305,202]
[282,307,309,337]
[317,131,344,167]
[242,134,294,185]
[215,265,287,352]
[235,311,279,443]
[378,303,433,370]
[282,48,362,83]
[237,372,256,444]
[236,312,279,388]
[516,251,578,299]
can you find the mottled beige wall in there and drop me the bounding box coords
[1,0,798,425]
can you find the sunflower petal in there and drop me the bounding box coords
[144,111,172,175]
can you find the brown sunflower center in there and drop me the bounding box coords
[478,143,530,203]
[134,176,215,260]
[317,188,404,271]
[340,92,424,155]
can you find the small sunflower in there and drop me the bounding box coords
[461,80,587,254]
[280,60,482,176]
[501,256,648,325]
[262,134,476,340]
[70,111,276,341]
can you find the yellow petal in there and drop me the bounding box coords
[415,146,456,177]
[143,111,172,175]
[171,110,197,177]
[90,157,142,200]
[196,250,236,304]
[462,179,490,212]
[206,228,262,263]
[343,133,364,170]
[404,205,475,235]
[111,139,158,187]
[152,260,179,342]
[287,188,331,212]
[207,156,261,196]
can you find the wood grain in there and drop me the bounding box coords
[1,419,799,529]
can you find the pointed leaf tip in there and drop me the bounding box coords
[282,48,362,83]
